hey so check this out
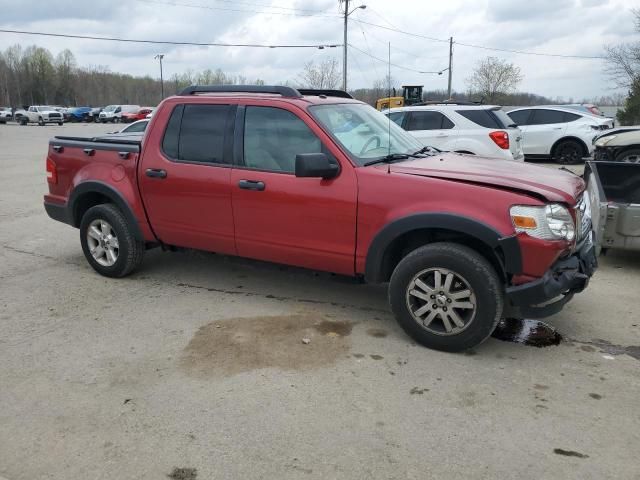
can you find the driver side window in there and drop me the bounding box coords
[243,106,322,173]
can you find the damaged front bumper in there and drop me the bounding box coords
[505,234,598,318]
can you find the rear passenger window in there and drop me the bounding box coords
[161,104,231,164]
[406,111,453,131]
[455,109,501,129]
[563,112,581,122]
[243,106,322,173]
[529,109,566,125]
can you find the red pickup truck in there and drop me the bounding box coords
[44,86,598,352]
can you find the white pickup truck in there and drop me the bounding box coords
[19,106,64,126]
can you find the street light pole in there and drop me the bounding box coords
[154,54,165,100]
[342,1,366,92]
[447,37,453,100]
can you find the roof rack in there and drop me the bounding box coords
[179,85,302,98]
[297,89,353,99]
[412,100,483,106]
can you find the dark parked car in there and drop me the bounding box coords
[64,107,93,122]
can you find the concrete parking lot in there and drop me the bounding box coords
[1,123,639,480]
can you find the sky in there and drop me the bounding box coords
[0,0,637,100]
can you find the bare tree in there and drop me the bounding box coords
[604,8,640,88]
[466,56,523,103]
[298,58,341,89]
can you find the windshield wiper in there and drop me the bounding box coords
[363,153,410,167]
[412,146,438,156]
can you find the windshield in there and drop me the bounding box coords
[104,105,117,112]
[309,103,424,165]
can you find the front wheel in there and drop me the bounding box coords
[58,122,63,126]
[38,117,45,126]
[615,148,640,164]
[389,242,504,352]
[80,204,144,278]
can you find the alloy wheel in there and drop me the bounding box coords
[405,267,477,336]
[86,219,119,267]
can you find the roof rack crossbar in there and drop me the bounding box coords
[296,89,353,99]
[179,85,302,98]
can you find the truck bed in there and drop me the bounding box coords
[586,161,640,252]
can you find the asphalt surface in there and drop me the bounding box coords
[1,123,639,480]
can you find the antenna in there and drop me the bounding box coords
[387,41,391,174]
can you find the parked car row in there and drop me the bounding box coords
[384,103,615,164]
[0,105,155,125]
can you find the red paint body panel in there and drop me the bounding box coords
[45,93,587,285]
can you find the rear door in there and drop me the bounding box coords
[404,110,457,150]
[521,109,568,155]
[230,104,358,275]
[138,102,237,254]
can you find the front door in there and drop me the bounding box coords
[230,105,358,275]
[139,102,237,254]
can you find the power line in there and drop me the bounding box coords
[0,29,342,49]
[348,43,446,74]
[351,18,606,59]
[133,0,340,17]
[455,41,606,59]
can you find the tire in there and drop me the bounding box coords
[58,122,63,126]
[79,204,144,278]
[38,117,45,126]
[20,118,27,126]
[615,148,640,164]
[389,242,504,352]
[553,140,584,164]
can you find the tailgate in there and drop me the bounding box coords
[584,161,640,252]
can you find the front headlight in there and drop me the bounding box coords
[510,204,575,241]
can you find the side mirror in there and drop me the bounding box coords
[295,153,339,179]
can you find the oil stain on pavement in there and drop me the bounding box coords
[553,448,589,459]
[168,467,197,480]
[492,318,562,347]
[181,315,353,377]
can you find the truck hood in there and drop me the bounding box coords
[388,153,584,204]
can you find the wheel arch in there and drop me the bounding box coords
[69,181,144,241]
[364,213,522,284]
[551,136,589,158]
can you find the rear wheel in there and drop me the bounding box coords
[58,122,63,126]
[80,204,144,278]
[615,148,640,164]
[389,242,503,352]
[553,140,584,164]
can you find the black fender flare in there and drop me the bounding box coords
[68,181,144,241]
[364,213,522,283]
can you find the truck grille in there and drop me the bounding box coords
[49,112,62,118]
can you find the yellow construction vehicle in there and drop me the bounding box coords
[376,85,424,110]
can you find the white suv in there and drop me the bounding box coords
[506,106,614,164]
[384,104,524,161]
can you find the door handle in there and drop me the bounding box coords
[145,168,167,179]
[83,148,95,156]
[52,145,63,153]
[436,134,449,137]
[238,179,265,191]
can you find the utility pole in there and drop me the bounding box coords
[341,1,366,91]
[447,37,453,100]
[155,54,165,100]
[343,0,349,91]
